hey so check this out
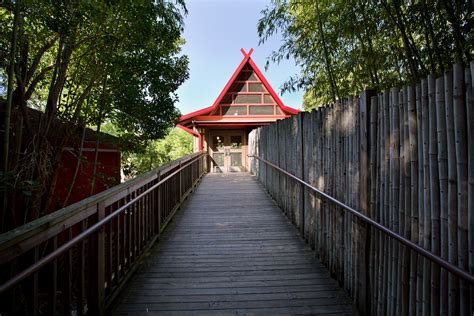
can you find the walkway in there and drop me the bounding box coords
[115,173,353,315]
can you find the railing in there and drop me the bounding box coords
[250,154,474,284]
[0,152,207,315]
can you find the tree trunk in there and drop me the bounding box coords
[315,0,337,103]
[1,0,21,233]
[63,125,86,207]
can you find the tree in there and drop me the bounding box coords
[0,0,189,230]
[258,0,472,110]
[119,128,193,179]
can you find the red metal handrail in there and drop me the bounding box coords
[0,152,206,294]
[249,154,474,284]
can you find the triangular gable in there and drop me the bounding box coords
[178,49,299,122]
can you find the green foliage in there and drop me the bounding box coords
[258,0,472,110]
[0,0,188,137]
[121,128,193,178]
[0,0,189,226]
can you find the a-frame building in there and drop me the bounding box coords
[177,48,300,172]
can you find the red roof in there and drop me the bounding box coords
[178,48,300,126]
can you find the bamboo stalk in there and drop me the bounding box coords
[453,62,468,315]
[335,101,342,282]
[315,110,322,258]
[369,95,379,315]
[436,75,449,315]
[388,87,400,315]
[327,105,334,273]
[322,107,328,265]
[317,109,322,257]
[444,69,459,316]
[377,93,384,315]
[428,74,441,315]
[416,82,425,315]
[397,88,405,316]
[383,90,391,315]
[345,101,351,293]
[422,77,432,315]
[408,84,419,316]
[341,100,348,291]
[464,62,474,315]
[401,85,411,316]
[353,97,359,297]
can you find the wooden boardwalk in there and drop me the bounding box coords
[114,173,353,315]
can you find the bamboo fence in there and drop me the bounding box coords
[249,62,474,315]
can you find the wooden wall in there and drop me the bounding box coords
[249,62,474,315]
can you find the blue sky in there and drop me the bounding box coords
[175,0,304,115]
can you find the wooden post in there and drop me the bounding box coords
[179,160,183,201]
[299,112,305,236]
[156,171,161,235]
[357,89,375,315]
[88,201,105,314]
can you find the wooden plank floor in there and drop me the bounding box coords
[114,173,353,315]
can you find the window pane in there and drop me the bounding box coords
[234,94,261,104]
[222,106,247,115]
[249,106,274,115]
[230,136,242,149]
[230,153,242,166]
[212,135,225,149]
[213,153,224,166]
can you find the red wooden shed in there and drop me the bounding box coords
[177,48,300,172]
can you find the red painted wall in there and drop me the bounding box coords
[48,141,121,212]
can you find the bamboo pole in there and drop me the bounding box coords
[327,105,333,272]
[408,84,419,316]
[453,62,469,315]
[322,107,328,265]
[326,105,331,268]
[383,90,391,315]
[428,74,441,315]
[334,102,340,278]
[397,88,405,316]
[416,82,425,315]
[342,100,348,287]
[388,87,400,315]
[352,97,359,296]
[444,69,459,316]
[401,86,411,316]
[377,93,384,315]
[465,62,474,315]
[422,77,432,315]
[348,99,355,295]
[370,95,379,315]
[315,110,322,258]
[436,75,449,315]
[334,101,342,282]
[315,110,320,256]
